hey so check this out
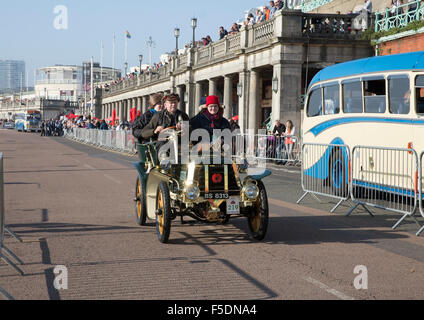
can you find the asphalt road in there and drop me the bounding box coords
[1,129,424,300]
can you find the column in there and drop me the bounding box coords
[126,99,131,122]
[272,62,302,133]
[186,82,196,118]
[248,70,259,133]
[238,71,249,133]
[142,96,149,113]
[176,86,185,114]
[195,82,202,113]
[119,101,124,122]
[223,75,233,119]
[137,97,142,113]
[209,78,217,96]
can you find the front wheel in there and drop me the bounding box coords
[156,181,171,243]
[135,177,147,225]
[329,149,348,198]
[247,180,269,241]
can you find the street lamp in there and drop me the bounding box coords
[124,62,128,76]
[191,17,197,47]
[174,27,180,56]
[237,82,243,97]
[272,76,279,93]
[138,55,143,73]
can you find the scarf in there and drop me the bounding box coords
[204,109,222,128]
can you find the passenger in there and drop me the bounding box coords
[283,120,296,163]
[141,93,189,142]
[190,95,231,140]
[132,93,164,144]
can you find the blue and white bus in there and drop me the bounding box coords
[14,110,41,132]
[302,51,424,198]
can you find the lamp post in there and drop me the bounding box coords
[237,82,243,97]
[191,17,197,47]
[174,27,180,57]
[138,55,143,73]
[124,62,128,76]
[272,77,279,93]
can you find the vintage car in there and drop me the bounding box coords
[133,130,271,243]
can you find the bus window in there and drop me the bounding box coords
[389,77,410,114]
[415,76,424,114]
[307,88,322,117]
[323,85,340,115]
[343,81,362,113]
[364,80,386,113]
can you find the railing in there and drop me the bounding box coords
[100,11,366,99]
[297,143,424,236]
[375,0,424,32]
[0,153,24,276]
[65,128,137,154]
[297,143,351,213]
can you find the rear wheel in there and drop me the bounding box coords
[135,177,147,225]
[330,149,348,198]
[156,181,171,243]
[247,181,269,241]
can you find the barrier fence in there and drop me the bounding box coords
[297,143,351,213]
[348,146,420,232]
[299,143,424,235]
[65,128,301,166]
[418,151,424,236]
[0,153,24,276]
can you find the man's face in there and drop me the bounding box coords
[276,121,280,126]
[164,100,178,114]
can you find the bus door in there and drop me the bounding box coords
[414,75,424,197]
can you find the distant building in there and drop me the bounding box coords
[35,63,121,102]
[0,60,26,93]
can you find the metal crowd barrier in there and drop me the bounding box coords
[418,151,424,236]
[297,143,351,213]
[0,153,24,276]
[233,133,301,166]
[65,128,137,155]
[348,146,422,232]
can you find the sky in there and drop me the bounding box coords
[0,0,264,86]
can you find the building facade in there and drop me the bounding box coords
[0,60,26,93]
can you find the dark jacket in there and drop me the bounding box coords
[141,109,189,141]
[190,110,231,142]
[132,109,157,143]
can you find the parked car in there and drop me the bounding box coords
[4,121,14,129]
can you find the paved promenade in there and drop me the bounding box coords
[1,129,424,300]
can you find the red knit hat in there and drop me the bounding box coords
[206,95,220,108]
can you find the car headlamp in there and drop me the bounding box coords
[185,185,200,201]
[244,184,259,200]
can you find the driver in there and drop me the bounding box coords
[141,93,189,142]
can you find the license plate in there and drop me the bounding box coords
[204,193,229,200]
[227,197,240,215]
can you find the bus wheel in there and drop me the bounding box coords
[330,149,348,198]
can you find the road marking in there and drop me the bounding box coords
[304,277,354,300]
[83,164,95,170]
[103,174,122,185]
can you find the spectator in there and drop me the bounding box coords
[272,120,286,164]
[255,9,265,24]
[275,0,284,9]
[229,23,240,35]
[264,5,271,20]
[132,93,164,144]
[219,26,228,40]
[244,13,255,26]
[283,120,296,163]
[269,1,277,18]
[206,35,213,44]
[100,120,108,130]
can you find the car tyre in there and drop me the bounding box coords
[156,181,171,243]
[247,180,269,241]
[135,177,147,226]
